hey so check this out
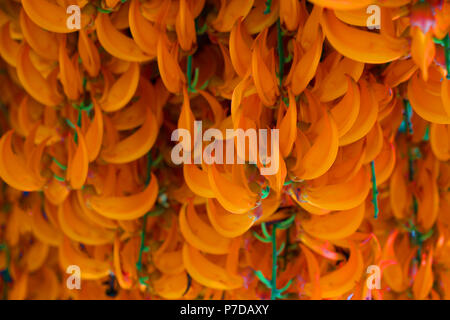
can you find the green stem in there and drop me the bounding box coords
[261,222,270,239]
[136,213,148,272]
[264,0,272,14]
[370,161,379,219]
[190,68,200,92]
[52,158,67,171]
[276,19,284,89]
[136,152,154,274]
[53,174,65,182]
[187,55,193,91]
[403,100,423,263]
[270,224,278,300]
[404,100,413,135]
[73,110,82,143]
[404,101,415,181]
[444,34,450,80]
[195,17,207,35]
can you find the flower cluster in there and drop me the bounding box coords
[0,0,449,300]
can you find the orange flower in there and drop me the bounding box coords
[0,0,449,301]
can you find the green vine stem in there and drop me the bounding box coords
[186,55,202,93]
[253,216,295,299]
[135,153,166,285]
[264,0,272,14]
[52,157,67,171]
[270,224,278,300]
[370,161,379,219]
[402,100,426,263]
[445,34,450,79]
[403,101,415,180]
[433,34,450,79]
[187,55,193,91]
[136,213,149,273]
[136,153,155,277]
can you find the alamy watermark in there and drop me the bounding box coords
[171,121,280,175]
[66,265,81,290]
[366,265,381,290]
[366,5,381,30]
[66,5,81,30]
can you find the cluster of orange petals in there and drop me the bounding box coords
[0,0,449,300]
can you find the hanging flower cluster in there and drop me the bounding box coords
[0,0,449,300]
